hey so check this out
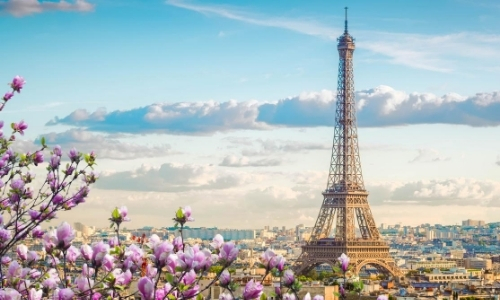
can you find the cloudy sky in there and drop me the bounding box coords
[1,0,500,229]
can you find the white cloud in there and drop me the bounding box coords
[47,86,500,134]
[368,178,500,206]
[241,139,329,156]
[95,162,266,192]
[53,176,500,229]
[219,155,282,167]
[1,0,94,17]
[14,129,176,160]
[409,149,450,163]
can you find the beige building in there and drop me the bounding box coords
[447,258,465,267]
[424,268,482,283]
[406,260,456,270]
[464,258,492,270]
[462,219,486,227]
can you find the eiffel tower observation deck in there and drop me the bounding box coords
[294,8,401,277]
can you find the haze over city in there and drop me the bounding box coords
[1,0,499,229]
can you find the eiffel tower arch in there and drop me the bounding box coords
[294,8,401,278]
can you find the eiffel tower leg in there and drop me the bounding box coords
[310,207,336,241]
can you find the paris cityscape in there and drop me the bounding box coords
[1,0,500,299]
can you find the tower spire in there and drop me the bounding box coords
[344,7,348,33]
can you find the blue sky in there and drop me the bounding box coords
[1,0,500,229]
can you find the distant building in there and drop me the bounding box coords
[423,268,479,283]
[464,257,492,270]
[170,227,256,240]
[462,219,486,227]
[406,260,457,270]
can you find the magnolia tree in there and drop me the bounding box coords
[0,76,378,300]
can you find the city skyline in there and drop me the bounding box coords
[1,0,500,229]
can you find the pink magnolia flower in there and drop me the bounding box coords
[339,284,346,298]
[270,255,286,272]
[33,151,44,165]
[68,148,79,162]
[173,206,194,225]
[91,241,109,268]
[10,179,24,191]
[283,294,297,300]
[49,155,61,170]
[16,244,28,260]
[114,269,132,286]
[181,269,197,286]
[108,237,119,247]
[118,206,130,221]
[219,269,231,287]
[29,288,42,300]
[283,270,295,286]
[1,256,12,265]
[165,253,178,274]
[53,145,62,156]
[12,120,28,135]
[27,251,38,263]
[75,275,94,293]
[211,234,224,249]
[80,244,93,261]
[0,228,12,243]
[138,277,154,300]
[177,244,212,272]
[6,261,22,280]
[102,254,115,272]
[219,292,233,300]
[56,222,75,250]
[158,283,176,300]
[219,242,238,263]
[32,226,44,238]
[81,264,95,277]
[54,288,74,300]
[182,206,194,221]
[243,279,263,300]
[0,288,21,299]
[42,269,60,289]
[182,285,200,299]
[153,240,173,268]
[261,249,276,268]
[146,264,157,279]
[313,295,324,300]
[303,293,311,300]
[338,253,350,272]
[10,75,25,92]
[377,295,388,300]
[29,269,41,279]
[2,92,13,101]
[52,193,64,205]
[124,244,143,265]
[173,235,183,251]
[92,293,102,300]
[66,246,80,263]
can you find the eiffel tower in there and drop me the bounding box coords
[294,8,400,277]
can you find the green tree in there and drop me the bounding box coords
[307,269,318,280]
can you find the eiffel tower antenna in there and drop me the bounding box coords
[294,9,401,277]
[344,7,348,34]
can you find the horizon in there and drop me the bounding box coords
[1,0,500,229]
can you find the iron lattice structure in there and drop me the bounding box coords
[294,9,401,277]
